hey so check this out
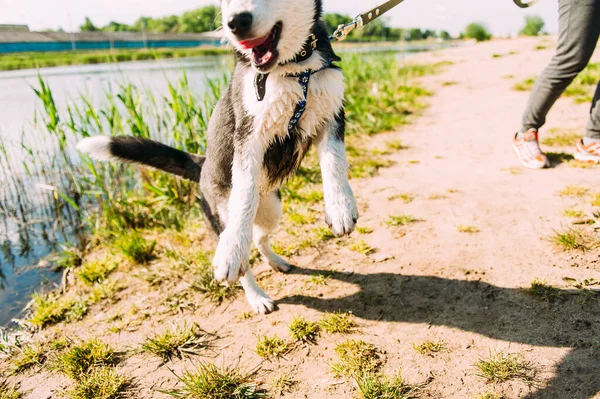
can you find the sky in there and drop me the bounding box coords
[1,0,558,37]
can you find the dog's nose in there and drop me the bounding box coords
[228,12,253,36]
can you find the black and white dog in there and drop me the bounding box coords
[77,0,358,314]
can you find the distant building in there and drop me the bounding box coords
[0,30,223,54]
[0,24,30,32]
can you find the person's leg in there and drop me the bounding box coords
[586,80,600,140]
[575,81,600,162]
[521,0,600,133]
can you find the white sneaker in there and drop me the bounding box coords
[575,139,600,163]
[512,129,550,169]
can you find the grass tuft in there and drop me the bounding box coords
[551,228,593,251]
[319,312,356,334]
[269,373,296,397]
[559,185,590,197]
[167,363,266,399]
[412,340,447,356]
[54,339,116,380]
[0,382,22,399]
[10,344,46,374]
[28,292,88,328]
[388,193,415,203]
[331,340,382,377]
[115,231,156,264]
[349,240,376,255]
[141,324,214,362]
[77,260,117,285]
[387,215,417,227]
[526,279,563,302]
[356,227,374,234]
[355,372,420,399]
[475,352,536,384]
[255,335,290,359]
[65,366,129,399]
[191,266,239,304]
[458,225,480,233]
[563,208,585,218]
[541,130,581,147]
[289,317,319,344]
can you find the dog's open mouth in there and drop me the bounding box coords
[239,22,282,71]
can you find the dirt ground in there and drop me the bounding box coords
[6,37,600,399]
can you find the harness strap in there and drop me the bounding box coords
[287,63,332,133]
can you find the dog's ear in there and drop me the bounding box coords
[313,0,323,20]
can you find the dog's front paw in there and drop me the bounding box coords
[246,291,277,314]
[213,231,249,284]
[325,193,359,237]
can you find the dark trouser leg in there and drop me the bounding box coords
[521,0,600,133]
[587,80,600,139]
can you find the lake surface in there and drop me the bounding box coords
[0,42,457,327]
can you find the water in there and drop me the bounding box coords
[0,42,456,327]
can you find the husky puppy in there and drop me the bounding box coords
[77,0,358,314]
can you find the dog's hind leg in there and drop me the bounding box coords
[240,269,276,314]
[254,191,292,273]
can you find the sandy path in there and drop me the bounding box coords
[326,37,600,398]
[7,38,600,399]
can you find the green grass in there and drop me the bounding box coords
[387,215,417,227]
[331,340,382,378]
[0,47,229,72]
[355,373,420,399]
[551,228,593,251]
[356,227,374,234]
[289,317,319,344]
[191,264,239,304]
[559,185,590,197]
[115,231,156,264]
[476,394,503,399]
[319,312,357,334]
[77,260,117,285]
[64,366,129,399]
[141,324,214,362]
[268,373,296,396]
[0,382,22,399]
[54,339,116,380]
[412,340,447,356]
[458,225,480,233]
[563,208,585,218]
[255,335,290,359]
[166,363,267,399]
[475,352,536,384]
[388,193,415,203]
[592,193,600,207]
[514,77,536,91]
[349,240,376,255]
[28,292,88,328]
[541,130,581,147]
[310,274,330,286]
[10,344,46,374]
[526,279,563,302]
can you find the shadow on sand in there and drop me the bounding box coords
[279,266,600,399]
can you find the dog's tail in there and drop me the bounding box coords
[76,136,205,182]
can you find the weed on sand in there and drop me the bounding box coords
[331,340,382,378]
[64,366,129,399]
[475,352,536,384]
[166,363,267,399]
[319,312,357,334]
[54,339,116,380]
[255,335,290,360]
[142,324,215,362]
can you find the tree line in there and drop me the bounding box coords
[78,7,450,41]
